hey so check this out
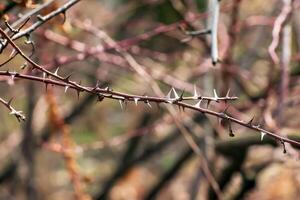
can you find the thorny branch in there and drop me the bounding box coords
[0,10,299,151]
[0,97,25,122]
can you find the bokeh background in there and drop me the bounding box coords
[0,0,300,199]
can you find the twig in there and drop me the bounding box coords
[5,0,56,33]
[0,97,25,122]
[11,0,81,41]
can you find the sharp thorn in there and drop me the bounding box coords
[54,67,59,76]
[64,86,69,93]
[247,117,254,125]
[195,99,202,108]
[193,85,198,99]
[172,87,179,99]
[206,100,211,108]
[119,100,123,110]
[134,98,139,106]
[226,88,231,98]
[213,89,219,101]
[260,131,266,141]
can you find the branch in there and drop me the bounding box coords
[0,97,25,122]
[11,0,81,41]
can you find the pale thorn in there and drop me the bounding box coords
[146,102,152,108]
[260,131,266,141]
[194,99,202,108]
[193,85,198,99]
[11,74,15,83]
[172,87,179,99]
[9,110,22,116]
[54,67,59,76]
[213,89,219,100]
[64,86,69,93]
[43,72,46,79]
[166,88,173,100]
[9,49,16,58]
[166,87,179,100]
[134,98,139,106]
[119,100,123,110]
[226,88,231,98]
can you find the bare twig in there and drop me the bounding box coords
[0,97,25,122]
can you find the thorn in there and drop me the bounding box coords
[177,104,182,112]
[226,88,231,98]
[134,98,139,106]
[104,86,111,92]
[36,14,45,21]
[195,99,202,108]
[7,98,13,106]
[54,67,59,76]
[193,85,198,99]
[20,62,27,69]
[119,100,124,110]
[254,124,261,128]
[229,121,234,137]
[206,99,211,108]
[181,36,193,43]
[213,89,219,101]
[124,100,128,109]
[43,72,47,80]
[281,140,287,154]
[61,11,66,24]
[247,117,254,125]
[260,131,266,141]
[146,100,152,108]
[97,95,104,102]
[93,80,100,91]
[64,73,72,81]
[179,90,184,100]
[10,74,15,84]
[64,86,69,93]
[9,49,16,58]
[76,90,80,100]
[172,87,179,99]
[218,117,222,126]
[166,87,173,100]
[166,87,179,101]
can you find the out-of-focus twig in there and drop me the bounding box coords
[268,0,293,64]
[46,88,90,200]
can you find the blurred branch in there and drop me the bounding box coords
[268,0,293,64]
[144,147,194,200]
[46,88,90,200]
[21,83,37,200]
